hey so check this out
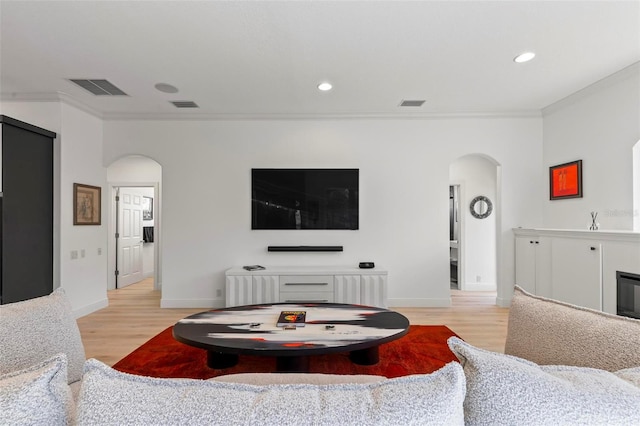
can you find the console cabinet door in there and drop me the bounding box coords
[514,236,551,297]
[334,275,361,304]
[550,238,602,310]
[515,236,538,293]
[226,275,253,307]
[253,275,279,304]
[361,274,387,308]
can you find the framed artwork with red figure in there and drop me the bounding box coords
[549,160,583,200]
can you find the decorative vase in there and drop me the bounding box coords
[589,212,599,231]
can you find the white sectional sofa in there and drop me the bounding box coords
[1,286,639,425]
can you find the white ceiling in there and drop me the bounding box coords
[1,1,639,119]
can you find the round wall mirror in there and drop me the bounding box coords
[470,196,493,219]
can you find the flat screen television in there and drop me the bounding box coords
[252,169,359,230]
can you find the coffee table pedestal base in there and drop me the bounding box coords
[276,356,310,373]
[349,346,380,365]
[207,351,239,369]
[207,347,380,371]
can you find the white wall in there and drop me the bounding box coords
[0,100,108,316]
[107,155,162,182]
[103,117,543,308]
[450,155,497,290]
[543,63,640,230]
[59,103,108,316]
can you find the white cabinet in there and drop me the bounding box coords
[279,275,334,303]
[334,275,361,304]
[514,233,551,296]
[253,275,279,304]
[514,236,539,293]
[225,275,253,307]
[225,275,279,306]
[225,266,387,308]
[361,274,388,307]
[550,238,602,310]
[513,228,640,313]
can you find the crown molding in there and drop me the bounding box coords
[1,92,61,103]
[57,92,103,118]
[101,110,541,121]
[1,91,541,121]
[0,91,104,119]
[542,61,640,117]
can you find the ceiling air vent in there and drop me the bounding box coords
[399,99,426,107]
[69,79,128,96]
[171,101,199,108]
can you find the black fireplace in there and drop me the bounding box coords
[617,271,640,319]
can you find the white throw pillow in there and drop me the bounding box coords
[77,358,466,426]
[505,285,640,371]
[0,354,74,426]
[0,287,86,384]
[448,337,640,426]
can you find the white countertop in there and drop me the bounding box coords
[226,265,387,275]
[513,227,640,242]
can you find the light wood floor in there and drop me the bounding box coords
[76,278,510,366]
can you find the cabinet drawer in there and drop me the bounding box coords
[279,275,334,292]
[280,291,334,303]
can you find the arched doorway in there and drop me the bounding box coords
[449,154,500,293]
[106,155,162,292]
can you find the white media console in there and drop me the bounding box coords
[225,266,388,308]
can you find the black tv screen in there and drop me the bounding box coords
[252,169,359,230]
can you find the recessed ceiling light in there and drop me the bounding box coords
[514,52,536,63]
[317,82,333,91]
[155,83,179,93]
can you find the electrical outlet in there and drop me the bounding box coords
[81,249,86,258]
[97,248,102,255]
[476,275,481,283]
[216,289,222,297]
[71,250,78,260]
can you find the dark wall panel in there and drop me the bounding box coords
[1,116,55,304]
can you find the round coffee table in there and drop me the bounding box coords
[173,302,409,372]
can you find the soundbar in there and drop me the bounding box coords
[267,246,343,252]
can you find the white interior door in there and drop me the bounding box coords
[117,188,144,288]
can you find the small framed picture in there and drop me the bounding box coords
[142,196,153,220]
[549,160,583,200]
[73,183,101,225]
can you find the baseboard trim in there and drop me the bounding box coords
[496,296,511,308]
[73,298,108,319]
[462,283,497,291]
[160,298,225,309]
[388,297,451,308]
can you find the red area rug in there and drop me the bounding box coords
[113,325,459,379]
